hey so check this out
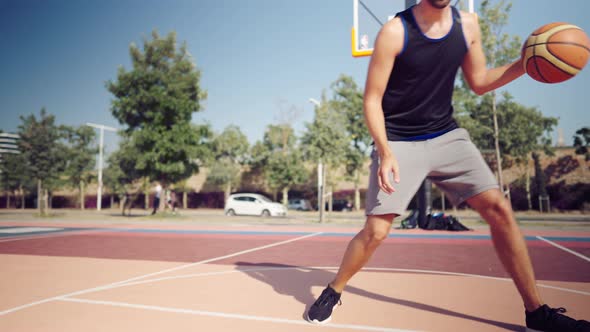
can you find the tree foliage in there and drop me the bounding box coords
[104,136,143,196]
[63,125,97,209]
[573,127,590,161]
[301,93,348,166]
[330,75,371,210]
[464,92,557,159]
[18,108,69,215]
[107,30,208,187]
[478,0,522,68]
[250,123,307,203]
[207,125,249,200]
[0,152,31,208]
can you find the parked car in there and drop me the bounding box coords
[327,199,353,212]
[287,198,312,211]
[224,193,287,217]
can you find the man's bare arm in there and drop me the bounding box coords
[364,18,404,193]
[461,12,525,95]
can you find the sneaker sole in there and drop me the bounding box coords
[306,304,339,325]
[306,314,332,325]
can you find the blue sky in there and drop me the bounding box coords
[1,0,589,155]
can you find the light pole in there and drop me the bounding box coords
[309,98,326,223]
[86,122,117,211]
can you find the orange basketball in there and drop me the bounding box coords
[522,22,590,83]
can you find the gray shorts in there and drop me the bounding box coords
[365,128,499,216]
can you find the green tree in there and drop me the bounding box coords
[455,0,522,192]
[330,75,371,211]
[458,90,557,208]
[454,77,492,145]
[266,151,307,205]
[497,93,557,209]
[479,0,522,191]
[103,137,144,215]
[103,155,126,210]
[254,124,307,204]
[573,127,590,161]
[63,126,97,209]
[107,31,208,203]
[18,108,68,215]
[301,93,349,220]
[0,152,31,209]
[172,179,190,209]
[244,140,272,191]
[208,125,249,201]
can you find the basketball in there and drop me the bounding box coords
[522,22,590,83]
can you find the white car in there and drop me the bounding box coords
[224,193,287,217]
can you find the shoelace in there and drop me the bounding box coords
[546,307,578,327]
[318,292,342,307]
[549,307,567,316]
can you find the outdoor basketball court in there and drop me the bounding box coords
[0,218,588,332]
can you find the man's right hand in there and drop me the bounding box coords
[378,152,400,195]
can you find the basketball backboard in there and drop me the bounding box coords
[352,0,475,57]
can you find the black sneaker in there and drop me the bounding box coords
[525,304,590,332]
[306,285,342,324]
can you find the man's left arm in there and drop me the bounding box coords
[461,12,525,95]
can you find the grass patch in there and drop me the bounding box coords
[33,211,66,218]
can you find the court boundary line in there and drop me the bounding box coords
[536,236,590,262]
[0,231,323,316]
[0,229,110,243]
[58,297,416,332]
[94,265,590,297]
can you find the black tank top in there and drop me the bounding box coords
[382,6,467,141]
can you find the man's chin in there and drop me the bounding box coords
[426,0,451,9]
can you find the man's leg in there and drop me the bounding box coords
[306,213,396,323]
[151,198,159,215]
[330,213,396,292]
[467,189,543,312]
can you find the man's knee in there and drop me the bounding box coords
[365,227,389,243]
[470,190,514,227]
[363,214,395,244]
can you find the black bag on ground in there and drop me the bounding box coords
[446,215,471,231]
[422,213,471,231]
[398,210,418,229]
[426,213,447,230]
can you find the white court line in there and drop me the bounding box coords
[0,229,108,243]
[58,297,417,332]
[0,227,63,233]
[109,266,590,297]
[0,232,323,316]
[536,236,590,263]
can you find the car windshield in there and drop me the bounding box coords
[257,195,272,202]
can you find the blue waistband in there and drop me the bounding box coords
[398,129,454,141]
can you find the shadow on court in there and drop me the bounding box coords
[235,261,523,331]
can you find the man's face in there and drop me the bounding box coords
[425,0,451,9]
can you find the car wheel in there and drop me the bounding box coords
[261,210,271,217]
[226,209,236,216]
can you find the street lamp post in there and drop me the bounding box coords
[86,122,116,211]
[309,98,326,223]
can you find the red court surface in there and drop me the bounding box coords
[0,221,588,331]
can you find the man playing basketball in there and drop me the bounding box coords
[306,1,590,331]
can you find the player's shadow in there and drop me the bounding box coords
[234,261,523,331]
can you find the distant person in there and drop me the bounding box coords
[167,190,178,214]
[122,192,131,216]
[305,1,590,331]
[151,182,162,215]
